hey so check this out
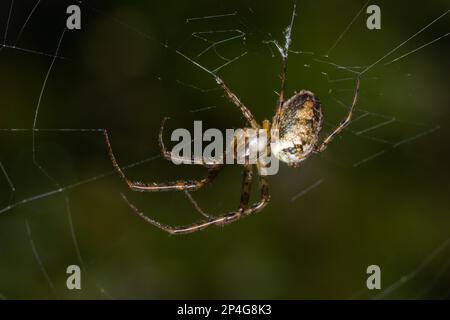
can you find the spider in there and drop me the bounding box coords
[104,14,360,235]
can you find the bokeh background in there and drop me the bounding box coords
[0,0,449,299]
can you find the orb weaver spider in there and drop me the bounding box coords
[103,7,360,235]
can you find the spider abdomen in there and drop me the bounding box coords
[271,90,323,166]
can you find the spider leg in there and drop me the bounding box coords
[214,76,259,129]
[158,117,174,163]
[159,117,221,167]
[273,46,290,124]
[104,129,224,192]
[239,164,254,210]
[122,167,270,235]
[184,164,253,220]
[276,1,297,110]
[316,76,361,152]
[278,55,288,108]
[183,190,212,219]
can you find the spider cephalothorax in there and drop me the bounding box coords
[104,6,360,234]
[271,90,323,167]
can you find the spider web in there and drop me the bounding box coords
[0,0,449,299]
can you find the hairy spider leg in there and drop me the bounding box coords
[316,76,360,152]
[158,117,224,167]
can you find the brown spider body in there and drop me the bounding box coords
[271,90,323,167]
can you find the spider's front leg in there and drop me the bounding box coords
[183,163,255,221]
[104,130,224,192]
[158,117,221,167]
[278,52,289,108]
[316,76,360,152]
[215,76,259,129]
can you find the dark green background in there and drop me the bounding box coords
[0,0,449,299]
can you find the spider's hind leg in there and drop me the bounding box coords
[122,166,270,235]
[104,129,224,192]
[184,164,254,221]
[159,117,222,168]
